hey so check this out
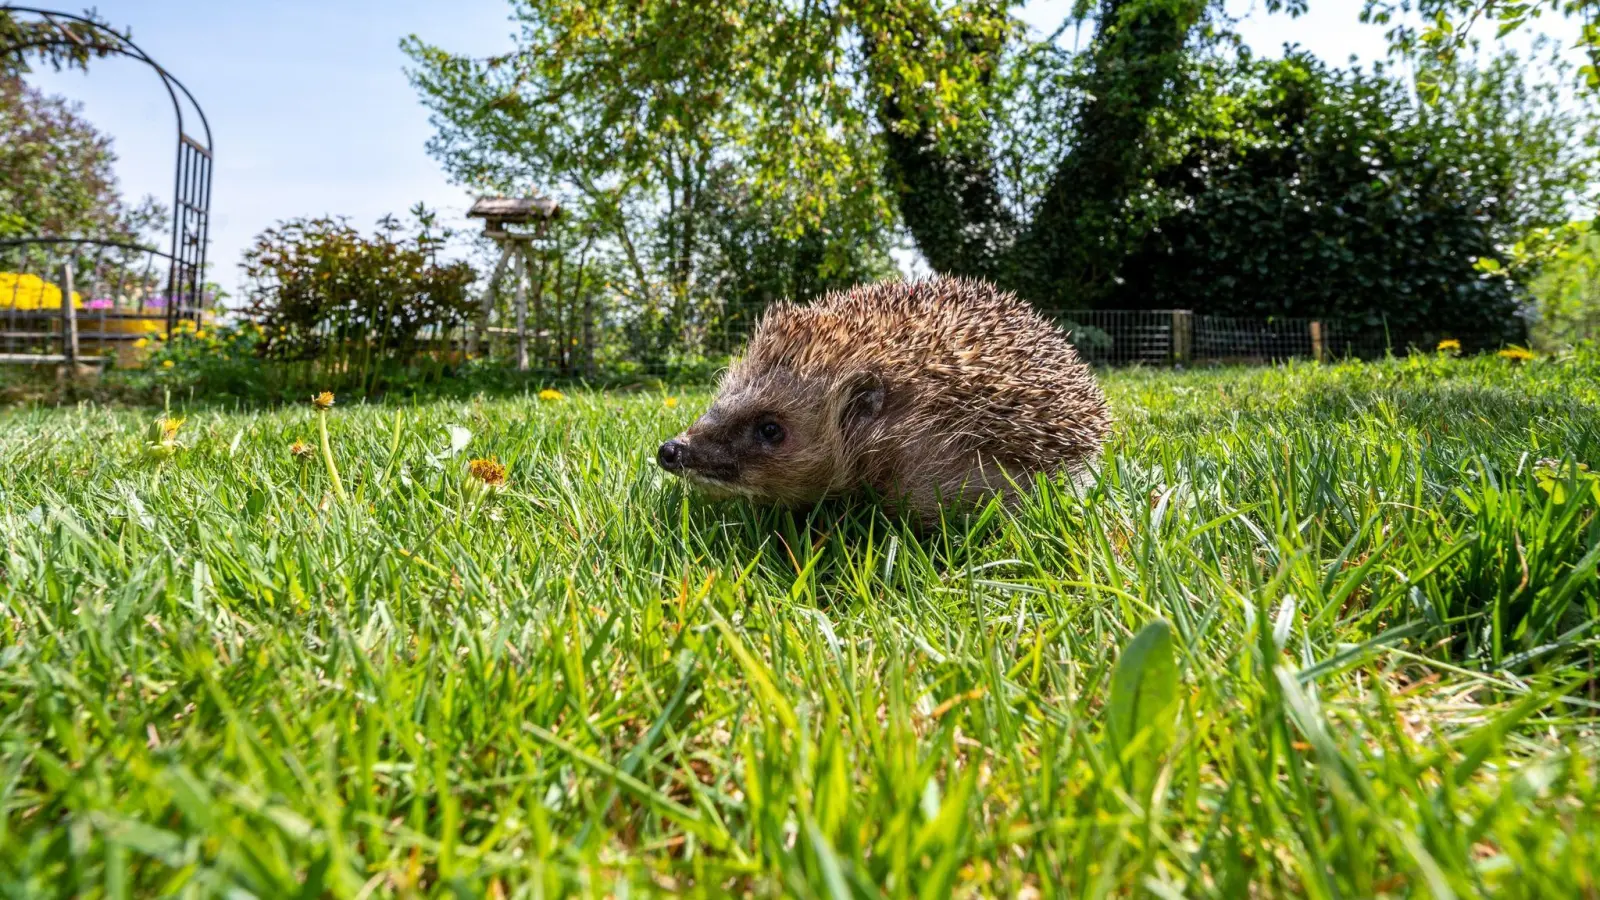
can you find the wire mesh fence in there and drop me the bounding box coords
[460,301,1519,379]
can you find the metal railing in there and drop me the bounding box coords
[0,237,213,366]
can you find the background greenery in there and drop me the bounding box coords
[402,0,1596,355]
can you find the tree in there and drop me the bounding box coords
[405,1,900,329]
[404,0,1015,350]
[0,75,163,241]
[0,9,125,78]
[1361,0,1600,96]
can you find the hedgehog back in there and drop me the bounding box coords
[734,276,1109,472]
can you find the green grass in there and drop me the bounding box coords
[2,350,1599,898]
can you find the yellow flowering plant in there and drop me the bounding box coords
[143,414,185,459]
[0,272,82,310]
[134,319,266,391]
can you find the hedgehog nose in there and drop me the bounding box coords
[657,439,685,472]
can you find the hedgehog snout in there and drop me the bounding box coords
[657,439,686,472]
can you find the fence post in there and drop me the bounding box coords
[61,260,79,371]
[1310,320,1325,363]
[1171,309,1193,365]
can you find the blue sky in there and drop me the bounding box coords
[19,0,1582,298]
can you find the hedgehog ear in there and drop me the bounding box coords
[834,370,885,428]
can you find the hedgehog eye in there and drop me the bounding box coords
[754,420,785,445]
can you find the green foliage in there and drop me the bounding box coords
[123,319,271,402]
[1522,221,1600,348]
[700,169,899,341]
[0,76,164,241]
[0,9,126,78]
[1363,0,1600,98]
[1014,0,1210,303]
[3,353,1600,894]
[241,207,477,395]
[1105,619,1179,796]
[403,0,996,337]
[406,0,1591,343]
[1116,51,1589,347]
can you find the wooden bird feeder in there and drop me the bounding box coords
[467,195,561,238]
[466,194,564,371]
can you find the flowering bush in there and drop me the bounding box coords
[135,318,265,395]
[0,270,81,309]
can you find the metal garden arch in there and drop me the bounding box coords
[1,5,213,364]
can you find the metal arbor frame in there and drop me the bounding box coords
[1,5,213,334]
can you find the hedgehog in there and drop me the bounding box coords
[656,275,1111,525]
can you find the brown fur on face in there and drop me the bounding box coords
[658,368,876,506]
[657,275,1111,524]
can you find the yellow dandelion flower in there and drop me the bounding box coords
[194,329,207,339]
[664,396,679,409]
[1436,338,1461,353]
[144,415,184,458]
[1497,346,1534,363]
[133,338,150,349]
[161,359,174,368]
[312,391,335,410]
[538,388,564,401]
[468,457,508,487]
[289,439,314,460]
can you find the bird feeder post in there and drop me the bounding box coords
[469,243,513,360]
[466,194,562,372]
[514,243,530,371]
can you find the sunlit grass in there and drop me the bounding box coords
[2,350,1598,897]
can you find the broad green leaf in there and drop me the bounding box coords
[1107,619,1179,792]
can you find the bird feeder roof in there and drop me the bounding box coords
[467,195,561,223]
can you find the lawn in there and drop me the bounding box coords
[2,351,1599,898]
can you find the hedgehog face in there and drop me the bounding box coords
[657,369,885,506]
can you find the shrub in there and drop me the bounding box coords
[1113,53,1586,351]
[242,207,477,393]
[1521,221,1600,350]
